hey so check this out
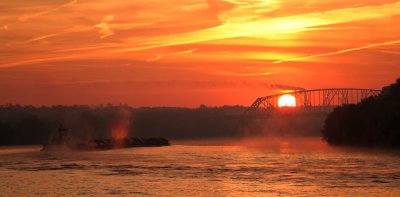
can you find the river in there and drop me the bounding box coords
[0,138,399,196]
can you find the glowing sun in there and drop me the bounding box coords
[278,94,296,107]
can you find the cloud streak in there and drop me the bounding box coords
[23,25,92,44]
[116,1,400,53]
[95,15,115,39]
[18,0,78,22]
[28,79,305,91]
[22,15,116,44]
[273,40,400,63]
[145,48,198,62]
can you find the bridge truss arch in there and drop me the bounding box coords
[250,88,381,112]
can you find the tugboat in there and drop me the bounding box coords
[41,124,170,151]
[41,124,71,151]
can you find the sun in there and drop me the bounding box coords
[278,94,296,107]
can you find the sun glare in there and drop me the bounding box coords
[278,94,296,107]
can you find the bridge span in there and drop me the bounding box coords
[250,88,381,113]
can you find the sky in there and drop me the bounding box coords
[0,0,399,107]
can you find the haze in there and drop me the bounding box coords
[1,0,400,106]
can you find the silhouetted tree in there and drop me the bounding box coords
[322,78,400,148]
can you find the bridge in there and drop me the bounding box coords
[249,88,381,113]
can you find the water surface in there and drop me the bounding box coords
[0,138,399,196]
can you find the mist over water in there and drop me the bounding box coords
[1,138,399,196]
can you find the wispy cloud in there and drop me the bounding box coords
[95,15,115,39]
[116,1,400,52]
[23,25,92,44]
[273,40,400,63]
[41,79,305,91]
[23,15,116,44]
[145,48,199,62]
[177,48,198,54]
[18,0,78,22]
[0,52,97,68]
[218,72,272,77]
[21,14,152,45]
[145,55,163,62]
[5,0,400,68]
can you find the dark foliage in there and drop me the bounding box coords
[321,78,400,148]
[0,104,248,145]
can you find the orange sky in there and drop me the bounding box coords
[1,0,399,107]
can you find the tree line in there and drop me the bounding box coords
[0,104,249,145]
[322,78,400,148]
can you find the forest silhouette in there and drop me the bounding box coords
[0,105,249,145]
[0,103,325,146]
[322,78,400,148]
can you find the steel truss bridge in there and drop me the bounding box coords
[250,88,381,113]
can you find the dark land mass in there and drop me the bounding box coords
[0,105,248,145]
[322,78,400,148]
[0,103,327,146]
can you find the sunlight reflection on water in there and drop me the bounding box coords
[0,138,399,196]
